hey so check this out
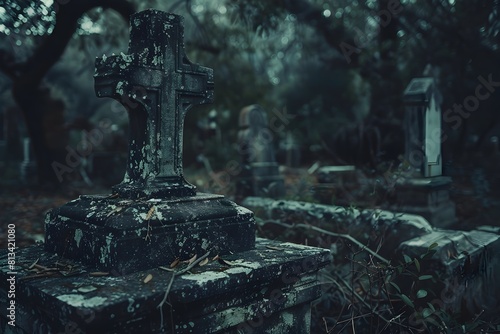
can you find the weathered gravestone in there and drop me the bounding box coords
[392,78,457,228]
[236,104,285,199]
[0,108,6,162]
[311,165,362,206]
[19,137,38,185]
[0,10,328,334]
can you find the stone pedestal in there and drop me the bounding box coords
[0,239,329,334]
[398,230,500,318]
[311,166,359,206]
[45,193,256,275]
[251,162,285,198]
[392,176,456,228]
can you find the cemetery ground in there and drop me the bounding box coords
[2,161,500,333]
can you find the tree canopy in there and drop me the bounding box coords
[0,0,499,183]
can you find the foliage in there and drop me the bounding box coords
[256,217,500,333]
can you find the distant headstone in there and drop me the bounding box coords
[312,165,361,206]
[19,137,37,184]
[2,10,328,334]
[391,77,456,228]
[237,104,285,198]
[403,77,442,177]
[283,132,301,168]
[0,109,5,162]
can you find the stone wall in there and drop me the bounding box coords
[243,197,500,325]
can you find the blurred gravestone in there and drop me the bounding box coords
[237,104,285,198]
[392,78,456,227]
[0,10,328,334]
[283,132,301,168]
[312,165,361,205]
[0,109,5,162]
[19,137,37,184]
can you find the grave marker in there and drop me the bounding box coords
[237,104,285,198]
[391,77,456,227]
[0,10,329,333]
[403,77,442,177]
[94,11,214,198]
[45,10,252,275]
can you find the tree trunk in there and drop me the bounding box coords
[3,0,136,185]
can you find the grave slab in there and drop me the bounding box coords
[0,239,330,334]
[392,176,457,228]
[398,230,500,317]
[243,197,433,259]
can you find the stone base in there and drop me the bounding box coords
[391,176,457,228]
[251,162,285,198]
[311,166,360,206]
[45,193,255,275]
[398,230,500,317]
[0,239,329,334]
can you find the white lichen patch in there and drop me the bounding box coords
[120,52,132,63]
[228,259,262,269]
[116,81,124,95]
[235,205,252,216]
[99,234,113,263]
[224,267,252,276]
[281,311,294,327]
[181,271,229,284]
[74,229,83,248]
[56,294,107,308]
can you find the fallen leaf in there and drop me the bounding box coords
[146,206,156,220]
[90,272,110,277]
[170,258,180,268]
[199,258,209,266]
[186,254,197,265]
[218,258,234,266]
[78,286,97,293]
[143,273,153,284]
[266,246,284,251]
[106,206,124,217]
[212,255,220,261]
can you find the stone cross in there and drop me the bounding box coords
[94,10,214,198]
[403,77,442,177]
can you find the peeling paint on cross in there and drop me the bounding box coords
[94,10,214,199]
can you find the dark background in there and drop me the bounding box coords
[1,0,500,243]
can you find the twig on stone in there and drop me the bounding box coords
[259,219,390,265]
[157,251,211,328]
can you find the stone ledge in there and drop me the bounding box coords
[45,193,255,275]
[243,197,433,259]
[398,230,500,316]
[0,238,330,334]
